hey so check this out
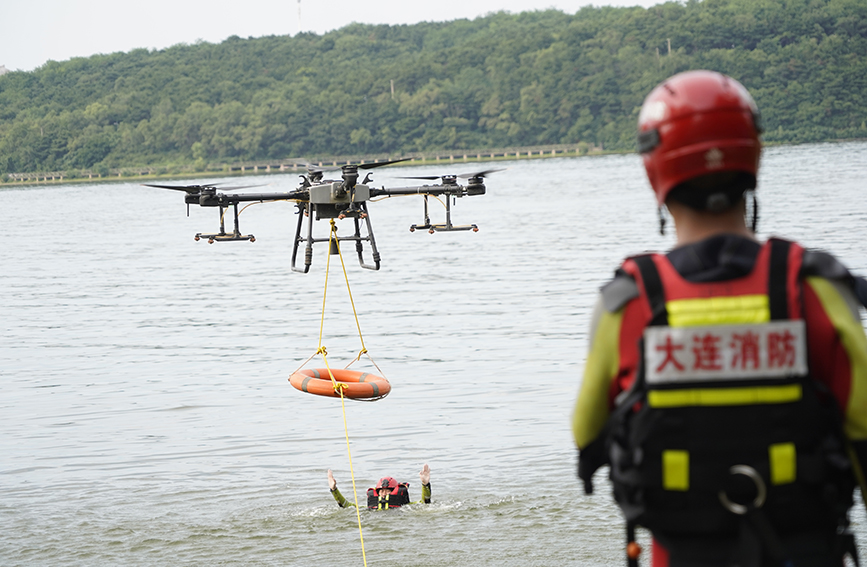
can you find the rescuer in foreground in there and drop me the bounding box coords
[328,464,431,510]
[572,70,867,567]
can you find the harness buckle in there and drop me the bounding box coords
[718,465,767,515]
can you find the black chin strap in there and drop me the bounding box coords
[748,191,759,232]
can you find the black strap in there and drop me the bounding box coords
[855,276,867,309]
[578,337,651,494]
[632,255,668,326]
[768,238,791,321]
[836,530,861,567]
[577,441,604,494]
[578,255,663,493]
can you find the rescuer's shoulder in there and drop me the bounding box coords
[600,268,639,314]
[801,248,867,314]
[801,249,853,281]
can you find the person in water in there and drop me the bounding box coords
[327,464,431,510]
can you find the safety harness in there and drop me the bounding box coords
[579,239,860,567]
[366,483,410,510]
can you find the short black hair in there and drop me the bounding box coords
[666,171,756,212]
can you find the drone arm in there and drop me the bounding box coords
[375,182,485,198]
[217,189,308,204]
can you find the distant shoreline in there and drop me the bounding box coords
[2,143,607,186]
[4,139,865,187]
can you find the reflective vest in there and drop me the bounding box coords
[596,239,855,540]
[366,484,410,510]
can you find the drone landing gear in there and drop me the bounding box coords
[195,232,255,243]
[291,202,381,273]
[195,203,255,244]
[409,195,479,234]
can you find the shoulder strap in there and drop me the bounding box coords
[632,254,668,326]
[768,238,792,320]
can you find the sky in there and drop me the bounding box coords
[2,0,664,72]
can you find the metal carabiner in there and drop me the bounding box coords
[718,464,767,515]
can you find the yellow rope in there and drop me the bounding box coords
[318,225,332,350]
[334,222,367,355]
[322,219,368,567]
[332,221,389,381]
[291,219,396,565]
[339,385,367,567]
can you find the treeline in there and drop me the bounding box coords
[1,0,865,177]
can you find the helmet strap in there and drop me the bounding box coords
[658,206,667,236]
[747,190,759,232]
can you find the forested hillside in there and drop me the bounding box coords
[0,0,865,177]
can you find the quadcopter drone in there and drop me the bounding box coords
[144,159,499,273]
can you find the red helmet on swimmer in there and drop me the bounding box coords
[637,70,762,210]
[375,477,398,491]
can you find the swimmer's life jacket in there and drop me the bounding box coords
[579,239,858,564]
[367,483,411,510]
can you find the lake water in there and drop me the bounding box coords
[2,141,866,566]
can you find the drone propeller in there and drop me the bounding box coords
[458,168,505,179]
[143,182,267,192]
[301,158,409,175]
[143,183,213,193]
[356,158,410,170]
[396,175,441,181]
[299,162,330,175]
[396,168,505,182]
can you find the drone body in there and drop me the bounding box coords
[145,159,499,273]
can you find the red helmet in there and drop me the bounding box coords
[375,477,398,491]
[637,70,762,205]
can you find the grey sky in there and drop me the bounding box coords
[2,0,663,72]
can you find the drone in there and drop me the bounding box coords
[144,159,500,273]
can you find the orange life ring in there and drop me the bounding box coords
[289,368,391,400]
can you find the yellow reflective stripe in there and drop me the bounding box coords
[667,295,770,327]
[648,384,802,407]
[662,450,689,491]
[769,442,797,485]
